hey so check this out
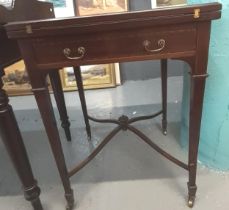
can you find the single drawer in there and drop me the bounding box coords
[32,24,196,67]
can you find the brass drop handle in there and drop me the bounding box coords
[143,39,166,53]
[63,47,86,60]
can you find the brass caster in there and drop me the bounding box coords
[187,198,194,208]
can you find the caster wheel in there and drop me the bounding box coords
[187,198,194,208]
[163,130,167,136]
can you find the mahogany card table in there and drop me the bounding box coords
[5,2,221,210]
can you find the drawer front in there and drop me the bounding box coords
[32,24,196,67]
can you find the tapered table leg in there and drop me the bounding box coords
[187,22,211,208]
[0,71,42,210]
[161,59,167,135]
[187,73,207,207]
[31,78,74,210]
[73,67,91,140]
[49,70,72,141]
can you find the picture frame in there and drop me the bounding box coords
[75,0,129,16]
[61,64,116,91]
[70,0,129,90]
[2,61,116,95]
[2,60,52,96]
[2,60,33,96]
[51,0,75,17]
[50,0,67,7]
[155,0,187,7]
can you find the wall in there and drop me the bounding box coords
[120,0,184,81]
[181,0,229,170]
[120,60,184,81]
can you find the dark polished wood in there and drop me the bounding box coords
[31,74,74,210]
[0,0,72,141]
[0,69,42,210]
[161,59,167,135]
[16,41,75,209]
[0,0,54,23]
[49,70,72,141]
[0,0,58,209]
[73,67,91,139]
[5,2,222,208]
[187,21,212,207]
[1,1,94,208]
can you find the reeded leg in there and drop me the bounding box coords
[161,59,167,135]
[73,67,91,140]
[49,70,72,141]
[32,77,74,210]
[0,71,42,210]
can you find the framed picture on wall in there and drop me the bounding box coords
[155,0,187,7]
[2,60,32,96]
[49,0,75,17]
[75,0,129,16]
[2,60,52,96]
[61,64,116,91]
[69,0,129,90]
[50,0,67,7]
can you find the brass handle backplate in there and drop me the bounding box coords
[143,39,166,53]
[63,47,86,60]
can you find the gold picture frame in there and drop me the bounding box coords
[2,60,33,96]
[76,0,129,16]
[2,60,53,96]
[61,63,116,91]
[71,0,129,91]
[2,61,117,96]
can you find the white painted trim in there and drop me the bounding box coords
[53,0,75,18]
[151,0,157,8]
[115,63,121,85]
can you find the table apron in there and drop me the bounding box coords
[27,23,197,70]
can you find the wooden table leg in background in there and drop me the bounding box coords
[161,59,167,135]
[74,67,91,140]
[49,70,72,141]
[0,70,43,210]
[49,69,91,141]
